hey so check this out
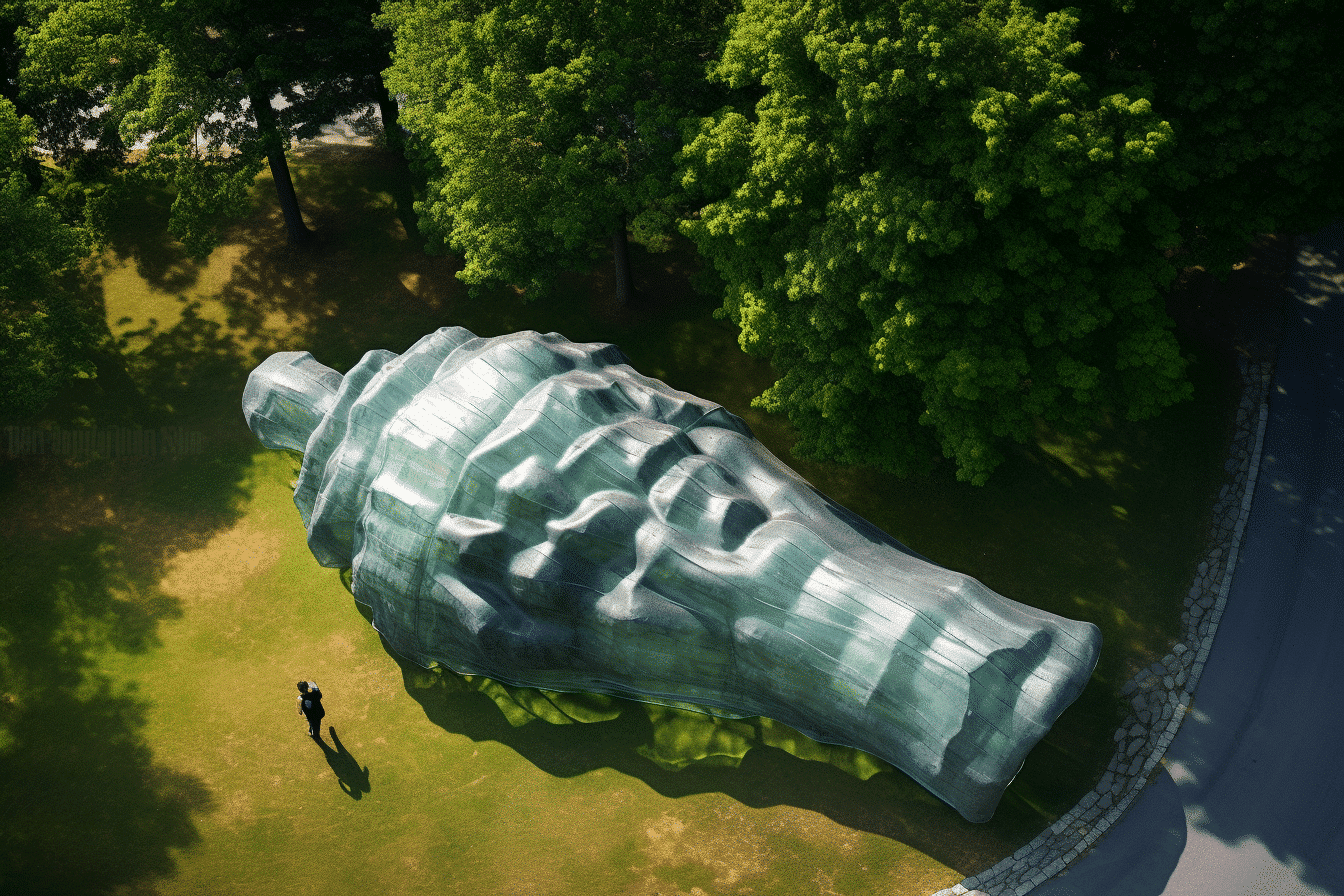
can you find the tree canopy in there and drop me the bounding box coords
[19,0,397,257]
[1058,0,1344,270]
[7,0,1337,479]
[0,95,98,420]
[378,0,736,302]
[679,0,1192,483]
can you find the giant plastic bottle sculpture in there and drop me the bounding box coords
[243,327,1101,822]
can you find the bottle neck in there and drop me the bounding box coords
[243,351,342,453]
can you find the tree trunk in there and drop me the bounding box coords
[373,82,404,156]
[266,148,312,247]
[612,220,633,306]
[370,81,420,245]
[249,83,312,247]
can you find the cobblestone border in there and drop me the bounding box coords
[934,356,1274,896]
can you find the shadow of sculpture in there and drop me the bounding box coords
[364,603,1081,877]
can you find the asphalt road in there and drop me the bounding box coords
[1034,222,1344,896]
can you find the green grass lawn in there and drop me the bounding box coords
[0,145,1239,895]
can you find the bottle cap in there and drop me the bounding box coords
[242,351,343,452]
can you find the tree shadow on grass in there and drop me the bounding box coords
[0,456,253,893]
[99,181,204,296]
[210,149,729,380]
[199,150,466,374]
[0,248,263,894]
[0,511,219,896]
[114,300,265,434]
[292,144,428,256]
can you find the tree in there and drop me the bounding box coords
[19,0,401,258]
[377,0,736,303]
[0,96,99,420]
[1050,0,1344,271]
[5,1,128,174]
[2,2,25,106]
[678,0,1195,484]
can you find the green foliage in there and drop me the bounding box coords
[1,1,133,246]
[680,0,1193,483]
[378,0,736,297]
[3,0,130,164]
[1057,0,1344,270]
[404,659,893,779]
[636,704,757,770]
[0,95,98,419]
[19,0,394,257]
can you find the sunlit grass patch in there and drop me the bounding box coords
[1035,425,1135,486]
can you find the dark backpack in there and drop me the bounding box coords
[303,686,324,717]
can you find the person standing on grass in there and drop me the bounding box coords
[297,681,325,739]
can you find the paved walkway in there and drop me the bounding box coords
[1027,222,1344,895]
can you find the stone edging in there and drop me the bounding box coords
[934,357,1274,896]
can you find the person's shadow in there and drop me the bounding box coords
[316,727,372,799]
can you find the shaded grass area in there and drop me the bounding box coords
[0,143,1242,893]
[0,449,252,893]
